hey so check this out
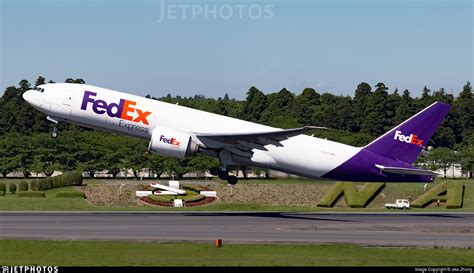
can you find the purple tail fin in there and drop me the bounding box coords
[363,101,451,164]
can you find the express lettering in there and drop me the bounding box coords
[394,130,424,147]
[81,91,151,125]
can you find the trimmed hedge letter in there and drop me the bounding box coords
[412,181,465,209]
[317,182,385,208]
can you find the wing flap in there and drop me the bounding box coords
[196,126,325,145]
[375,164,442,176]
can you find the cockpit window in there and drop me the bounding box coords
[34,87,45,93]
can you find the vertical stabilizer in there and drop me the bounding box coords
[363,101,451,164]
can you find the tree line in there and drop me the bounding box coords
[0,77,472,178]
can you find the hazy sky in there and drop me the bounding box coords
[1,0,472,99]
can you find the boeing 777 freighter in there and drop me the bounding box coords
[22,83,451,184]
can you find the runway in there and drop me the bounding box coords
[1,212,473,247]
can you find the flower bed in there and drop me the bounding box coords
[140,196,216,207]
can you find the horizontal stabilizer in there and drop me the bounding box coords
[375,164,442,176]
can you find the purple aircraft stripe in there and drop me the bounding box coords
[322,149,433,182]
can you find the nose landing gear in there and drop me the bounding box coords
[47,116,59,138]
[52,126,58,138]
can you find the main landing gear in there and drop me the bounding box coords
[210,167,238,185]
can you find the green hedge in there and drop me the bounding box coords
[37,171,83,191]
[317,182,385,208]
[182,184,201,193]
[412,181,465,209]
[0,191,5,196]
[0,182,5,192]
[183,194,205,203]
[9,183,17,194]
[19,181,28,192]
[30,180,39,191]
[147,194,175,202]
[18,192,45,197]
[56,192,85,198]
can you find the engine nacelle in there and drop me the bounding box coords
[148,126,198,158]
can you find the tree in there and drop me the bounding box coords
[35,76,46,87]
[294,88,320,125]
[335,96,355,131]
[352,82,372,132]
[18,79,31,91]
[454,82,473,139]
[361,82,389,136]
[239,86,268,122]
[426,147,458,178]
[393,89,415,125]
[0,134,21,177]
[123,138,149,179]
[456,133,474,178]
[146,154,167,178]
[386,88,401,127]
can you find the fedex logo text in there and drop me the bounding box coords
[394,130,424,147]
[160,135,181,147]
[81,91,151,125]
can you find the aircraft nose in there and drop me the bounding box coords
[22,90,45,110]
[22,90,35,104]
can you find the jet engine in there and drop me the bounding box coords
[148,126,199,158]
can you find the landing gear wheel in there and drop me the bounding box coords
[226,175,238,185]
[218,171,229,180]
[209,167,220,176]
[52,127,58,138]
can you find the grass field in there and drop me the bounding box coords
[1,240,472,266]
[0,178,472,211]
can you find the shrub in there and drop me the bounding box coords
[18,192,45,197]
[183,194,205,203]
[30,180,39,191]
[44,177,53,190]
[317,182,385,208]
[182,184,201,193]
[148,194,175,202]
[56,192,85,198]
[55,175,65,187]
[412,181,465,209]
[69,171,83,186]
[52,177,60,188]
[19,181,28,192]
[37,180,46,191]
[9,183,17,194]
[31,172,84,191]
[0,191,5,196]
[0,182,5,192]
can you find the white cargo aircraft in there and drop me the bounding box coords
[23,83,450,184]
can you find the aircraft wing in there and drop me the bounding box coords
[196,126,324,145]
[375,164,442,176]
